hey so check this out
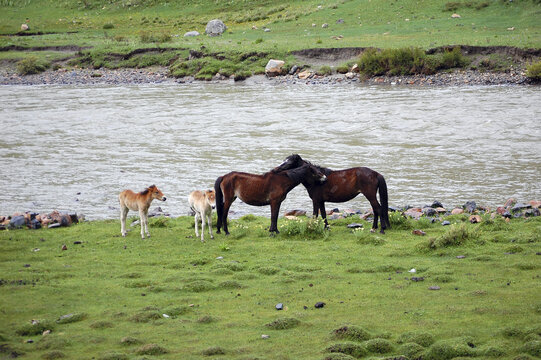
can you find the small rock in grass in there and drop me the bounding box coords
[261,334,270,339]
[442,221,451,226]
[429,286,441,290]
[275,303,283,310]
[315,302,326,308]
[412,229,426,236]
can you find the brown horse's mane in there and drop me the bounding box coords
[139,185,156,196]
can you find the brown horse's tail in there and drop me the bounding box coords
[214,176,224,233]
[378,174,391,229]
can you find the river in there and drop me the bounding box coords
[1,82,540,220]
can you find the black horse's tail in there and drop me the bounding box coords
[214,176,224,233]
[377,174,390,229]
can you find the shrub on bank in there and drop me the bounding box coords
[357,47,469,76]
[16,56,50,75]
[526,61,541,81]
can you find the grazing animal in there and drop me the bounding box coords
[214,163,327,235]
[273,154,390,234]
[119,184,166,239]
[188,189,216,242]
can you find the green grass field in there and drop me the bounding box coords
[1,0,540,77]
[1,213,540,359]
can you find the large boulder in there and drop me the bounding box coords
[265,59,285,77]
[205,19,227,36]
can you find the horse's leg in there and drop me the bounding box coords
[207,211,214,239]
[194,212,200,238]
[368,197,383,234]
[222,199,233,235]
[319,202,329,228]
[138,209,146,239]
[200,211,206,242]
[312,199,319,218]
[144,210,151,238]
[120,206,128,237]
[269,200,281,234]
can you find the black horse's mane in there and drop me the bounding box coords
[300,158,333,176]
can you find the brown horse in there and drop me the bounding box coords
[214,163,327,235]
[273,154,390,233]
[119,184,166,239]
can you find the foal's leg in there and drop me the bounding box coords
[120,206,128,237]
[138,209,146,238]
[194,212,200,238]
[200,211,206,242]
[207,211,214,239]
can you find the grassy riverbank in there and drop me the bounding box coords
[1,213,540,359]
[1,0,540,79]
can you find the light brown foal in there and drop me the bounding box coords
[119,184,166,239]
[188,189,216,242]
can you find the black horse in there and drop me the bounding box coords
[272,154,390,233]
[215,162,327,235]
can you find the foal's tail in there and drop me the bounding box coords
[214,176,224,233]
[377,174,390,229]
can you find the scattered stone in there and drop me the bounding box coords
[464,201,477,213]
[184,31,200,37]
[315,302,326,308]
[451,13,461,18]
[351,64,359,73]
[61,244,67,251]
[25,339,33,343]
[23,264,30,267]
[298,70,312,79]
[504,198,517,208]
[431,201,444,208]
[21,23,29,31]
[511,203,530,212]
[261,334,270,339]
[275,303,283,310]
[289,65,299,75]
[336,19,344,24]
[162,314,170,318]
[507,27,515,31]
[429,286,441,290]
[404,208,422,219]
[423,207,437,216]
[347,223,363,229]
[469,215,482,224]
[73,241,82,245]
[442,221,451,226]
[264,28,271,32]
[42,330,51,336]
[265,59,285,77]
[529,200,541,208]
[411,277,424,282]
[216,256,223,260]
[205,19,227,36]
[456,255,466,259]
[412,229,426,236]
[285,209,306,216]
[451,208,464,215]
[345,72,355,79]
[409,269,416,273]
[9,215,26,229]
[322,23,329,28]
[285,215,297,220]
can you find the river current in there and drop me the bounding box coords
[1,82,540,219]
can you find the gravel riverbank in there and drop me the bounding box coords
[0,66,534,86]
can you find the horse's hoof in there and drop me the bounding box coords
[211,235,214,239]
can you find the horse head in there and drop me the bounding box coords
[272,154,304,173]
[205,189,216,209]
[285,163,326,185]
[148,185,167,201]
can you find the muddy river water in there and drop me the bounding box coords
[1,82,540,220]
